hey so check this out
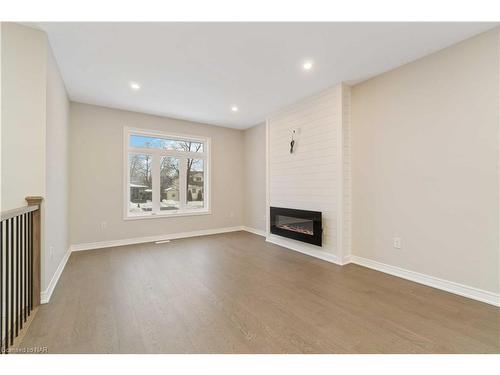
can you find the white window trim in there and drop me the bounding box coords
[123,127,211,220]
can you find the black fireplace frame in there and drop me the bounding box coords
[270,207,322,247]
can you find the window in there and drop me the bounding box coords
[125,128,210,219]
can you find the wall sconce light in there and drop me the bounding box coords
[290,129,297,154]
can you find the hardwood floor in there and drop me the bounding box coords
[20,231,500,353]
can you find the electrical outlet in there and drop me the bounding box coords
[229,212,235,218]
[101,221,107,231]
[393,237,402,249]
[49,246,54,258]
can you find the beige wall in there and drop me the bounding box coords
[44,46,70,290]
[1,23,47,211]
[243,123,266,232]
[69,102,244,245]
[351,29,499,293]
[1,23,71,294]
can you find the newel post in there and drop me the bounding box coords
[25,196,43,307]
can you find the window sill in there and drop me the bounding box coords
[124,209,211,221]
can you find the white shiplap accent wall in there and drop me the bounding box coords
[267,84,351,262]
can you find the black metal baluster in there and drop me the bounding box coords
[1,221,3,353]
[14,217,18,338]
[24,213,27,323]
[19,215,23,326]
[5,219,10,352]
[25,214,28,318]
[28,212,32,314]
[9,217,14,345]
[19,215,23,330]
[16,216,19,336]
[27,214,30,316]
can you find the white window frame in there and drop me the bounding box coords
[123,127,211,220]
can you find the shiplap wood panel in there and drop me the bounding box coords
[267,84,352,261]
[268,85,343,257]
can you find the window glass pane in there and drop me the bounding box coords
[160,157,180,210]
[130,135,203,152]
[187,159,204,208]
[129,154,152,214]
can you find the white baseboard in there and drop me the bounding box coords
[70,226,244,252]
[341,254,352,265]
[266,234,342,265]
[64,226,500,308]
[263,233,499,306]
[41,248,71,304]
[350,255,500,307]
[241,226,266,237]
[42,227,243,303]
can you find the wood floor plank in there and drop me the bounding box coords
[18,231,500,353]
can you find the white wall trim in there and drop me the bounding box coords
[498,27,500,307]
[340,83,352,263]
[335,84,345,262]
[241,226,266,237]
[350,255,500,307]
[43,227,500,308]
[70,226,243,252]
[266,234,343,265]
[43,227,243,303]
[40,248,71,304]
[265,118,271,237]
[342,254,352,265]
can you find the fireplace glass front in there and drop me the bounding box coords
[270,207,322,246]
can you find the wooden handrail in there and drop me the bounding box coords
[1,205,39,222]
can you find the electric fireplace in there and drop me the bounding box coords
[270,207,322,246]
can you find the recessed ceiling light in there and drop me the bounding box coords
[303,61,313,71]
[130,82,141,90]
[231,106,239,112]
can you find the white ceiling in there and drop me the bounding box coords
[33,22,497,129]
